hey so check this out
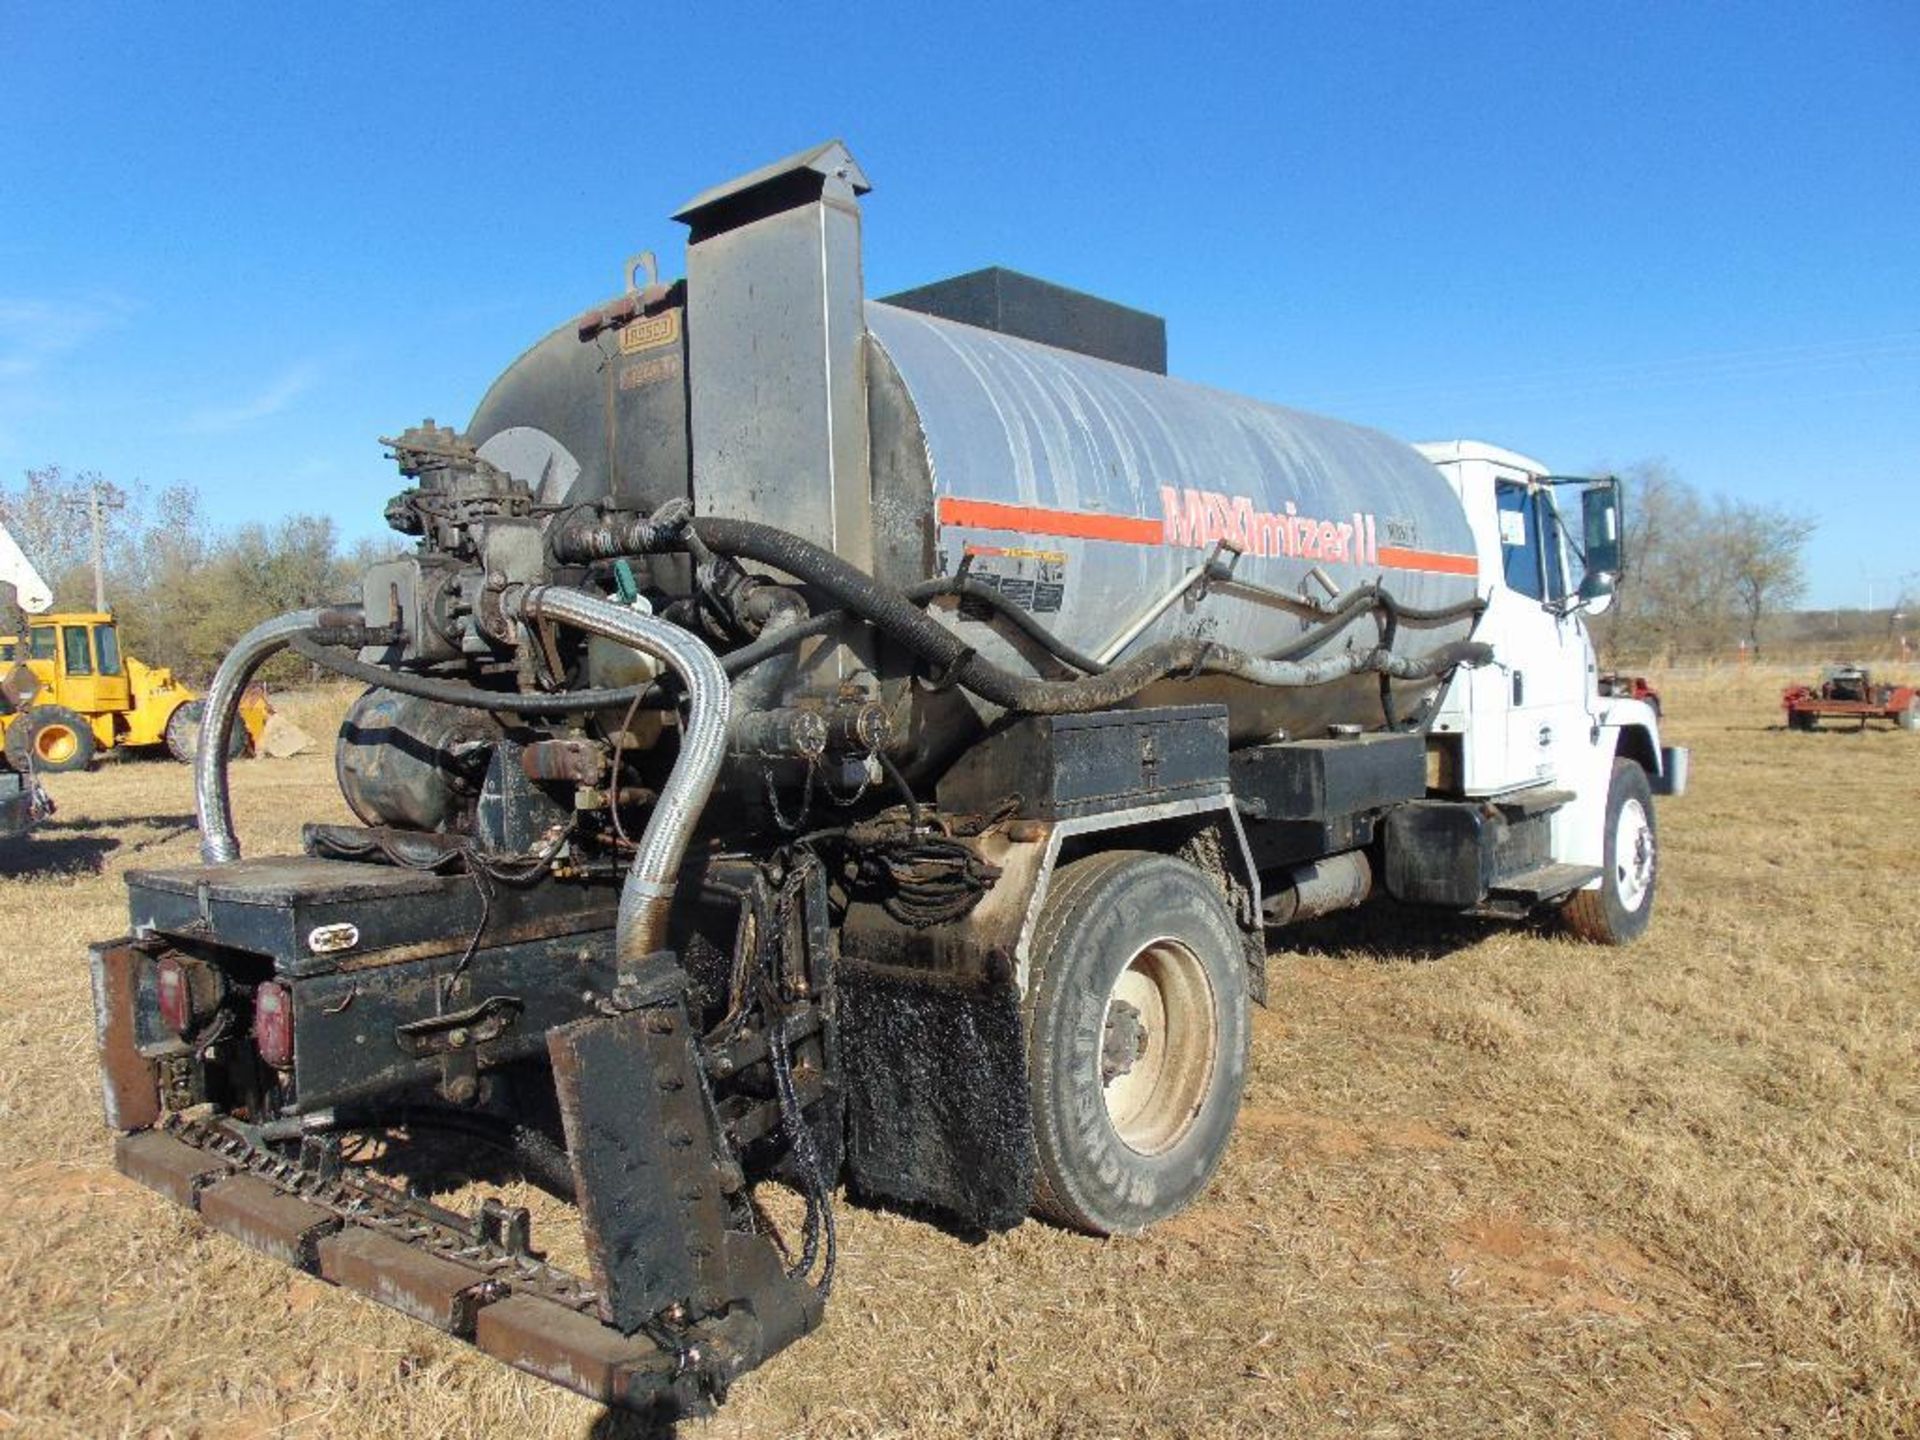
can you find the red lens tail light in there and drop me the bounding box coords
[155,956,192,1035]
[252,982,294,1068]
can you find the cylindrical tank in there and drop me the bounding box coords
[459,294,1481,752]
[862,302,1480,744]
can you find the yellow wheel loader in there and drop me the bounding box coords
[0,613,271,772]
[0,525,268,772]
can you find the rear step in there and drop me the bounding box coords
[1475,862,1603,918]
[114,1122,818,1417]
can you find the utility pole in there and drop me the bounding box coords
[65,477,124,612]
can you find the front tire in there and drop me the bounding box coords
[1025,851,1250,1236]
[1898,697,1920,733]
[165,700,248,763]
[6,706,97,773]
[1563,759,1658,945]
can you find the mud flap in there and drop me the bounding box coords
[837,966,1035,1232]
[548,998,740,1331]
[90,940,160,1132]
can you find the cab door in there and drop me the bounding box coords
[1491,482,1591,790]
[24,624,59,696]
[52,622,131,717]
[88,622,133,713]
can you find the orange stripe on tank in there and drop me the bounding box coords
[936,497,1164,545]
[1375,546,1479,576]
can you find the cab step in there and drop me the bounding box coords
[1476,862,1602,917]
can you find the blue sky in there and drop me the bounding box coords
[3,2,1915,607]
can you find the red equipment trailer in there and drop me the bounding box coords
[1782,665,1920,731]
[1598,672,1663,718]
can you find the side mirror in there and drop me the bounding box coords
[1581,481,1622,579]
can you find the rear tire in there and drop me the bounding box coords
[1025,851,1250,1236]
[6,705,97,773]
[1563,759,1657,945]
[165,700,247,763]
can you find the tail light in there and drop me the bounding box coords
[253,982,294,1068]
[155,956,193,1034]
[154,952,225,1036]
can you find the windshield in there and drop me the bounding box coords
[63,625,92,676]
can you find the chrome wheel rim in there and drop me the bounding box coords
[1614,797,1655,912]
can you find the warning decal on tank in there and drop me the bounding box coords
[958,543,1066,615]
[936,492,1476,578]
[618,309,682,354]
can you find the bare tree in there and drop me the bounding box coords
[1717,499,1815,656]
[1591,461,1817,663]
[1602,460,1735,658]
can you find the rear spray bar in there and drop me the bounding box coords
[111,1062,823,1417]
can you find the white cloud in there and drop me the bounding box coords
[181,363,321,434]
[0,293,135,385]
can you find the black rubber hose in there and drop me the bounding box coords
[713,608,846,676]
[292,614,849,714]
[689,517,1488,714]
[1374,591,1401,726]
[289,635,659,713]
[720,579,1106,679]
[1266,582,1480,664]
[322,522,1486,721]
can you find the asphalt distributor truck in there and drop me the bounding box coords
[91,142,1685,1419]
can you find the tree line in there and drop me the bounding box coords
[0,465,392,685]
[1590,460,1816,662]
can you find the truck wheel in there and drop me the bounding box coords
[1563,759,1657,945]
[1025,851,1250,1236]
[165,701,248,763]
[1787,710,1816,731]
[1898,698,1920,733]
[7,706,98,773]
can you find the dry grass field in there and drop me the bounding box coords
[0,669,1914,1438]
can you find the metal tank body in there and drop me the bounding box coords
[450,142,1484,754]
[863,301,1482,744]
[449,290,1482,752]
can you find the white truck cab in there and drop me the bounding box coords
[1416,440,1686,940]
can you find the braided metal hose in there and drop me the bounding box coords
[196,608,335,863]
[507,586,731,964]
